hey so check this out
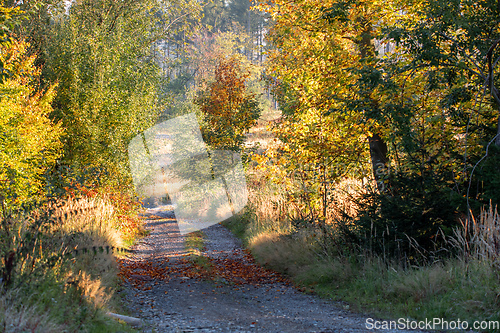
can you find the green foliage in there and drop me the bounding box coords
[386,0,500,146]
[0,1,25,83]
[357,0,500,248]
[41,0,164,187]
[347,173,459,260]
[200,0,230,32]
[9,0,201,192]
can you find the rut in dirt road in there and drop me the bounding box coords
[118,205,421,333]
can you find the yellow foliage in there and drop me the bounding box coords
[0,38,63,208]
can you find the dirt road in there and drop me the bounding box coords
[118,205,420,333]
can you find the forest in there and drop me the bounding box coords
[1,0,500,330]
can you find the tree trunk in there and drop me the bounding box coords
[368,133,389,192]
[357,20,389,192]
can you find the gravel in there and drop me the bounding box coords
[118,205,423,333]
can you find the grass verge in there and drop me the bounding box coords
[185,230,212,272]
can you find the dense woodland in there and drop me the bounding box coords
[1,0,500,329]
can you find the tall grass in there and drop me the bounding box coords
[49,195,125,255]
[0,288,64,332]
[228,119,500,327]
[0,195,139,332]
[452,204,500,266]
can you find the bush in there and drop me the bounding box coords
[344,173,459,262]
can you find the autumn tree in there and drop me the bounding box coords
[195,55,261,152]
[257,0,403,194]
[254,0,402,225]
[320,0,500,254]
[255,0,487,255]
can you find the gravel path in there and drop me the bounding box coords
[118,205,421,333]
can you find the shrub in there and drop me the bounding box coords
[343,172,459,262]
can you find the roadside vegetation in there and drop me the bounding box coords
[1,0,266,329]
[225,173,500,326]
[0,0,198,330]
[0,193,142,331]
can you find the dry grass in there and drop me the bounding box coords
[70,271,112,309]
[231,112,500,324]
[0,273,112,332]
[245,169,365,236]
[248,231,316,276]
[245,111,282,153]
[0,194,135,331]
[49,195,125,252]
[325,178,366,223]
[48,196,127,302]
[245,123,274,152]
[246,176,290,229]
[452,203,500,265]
[6,196,125,285]
[243,190,500,322]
